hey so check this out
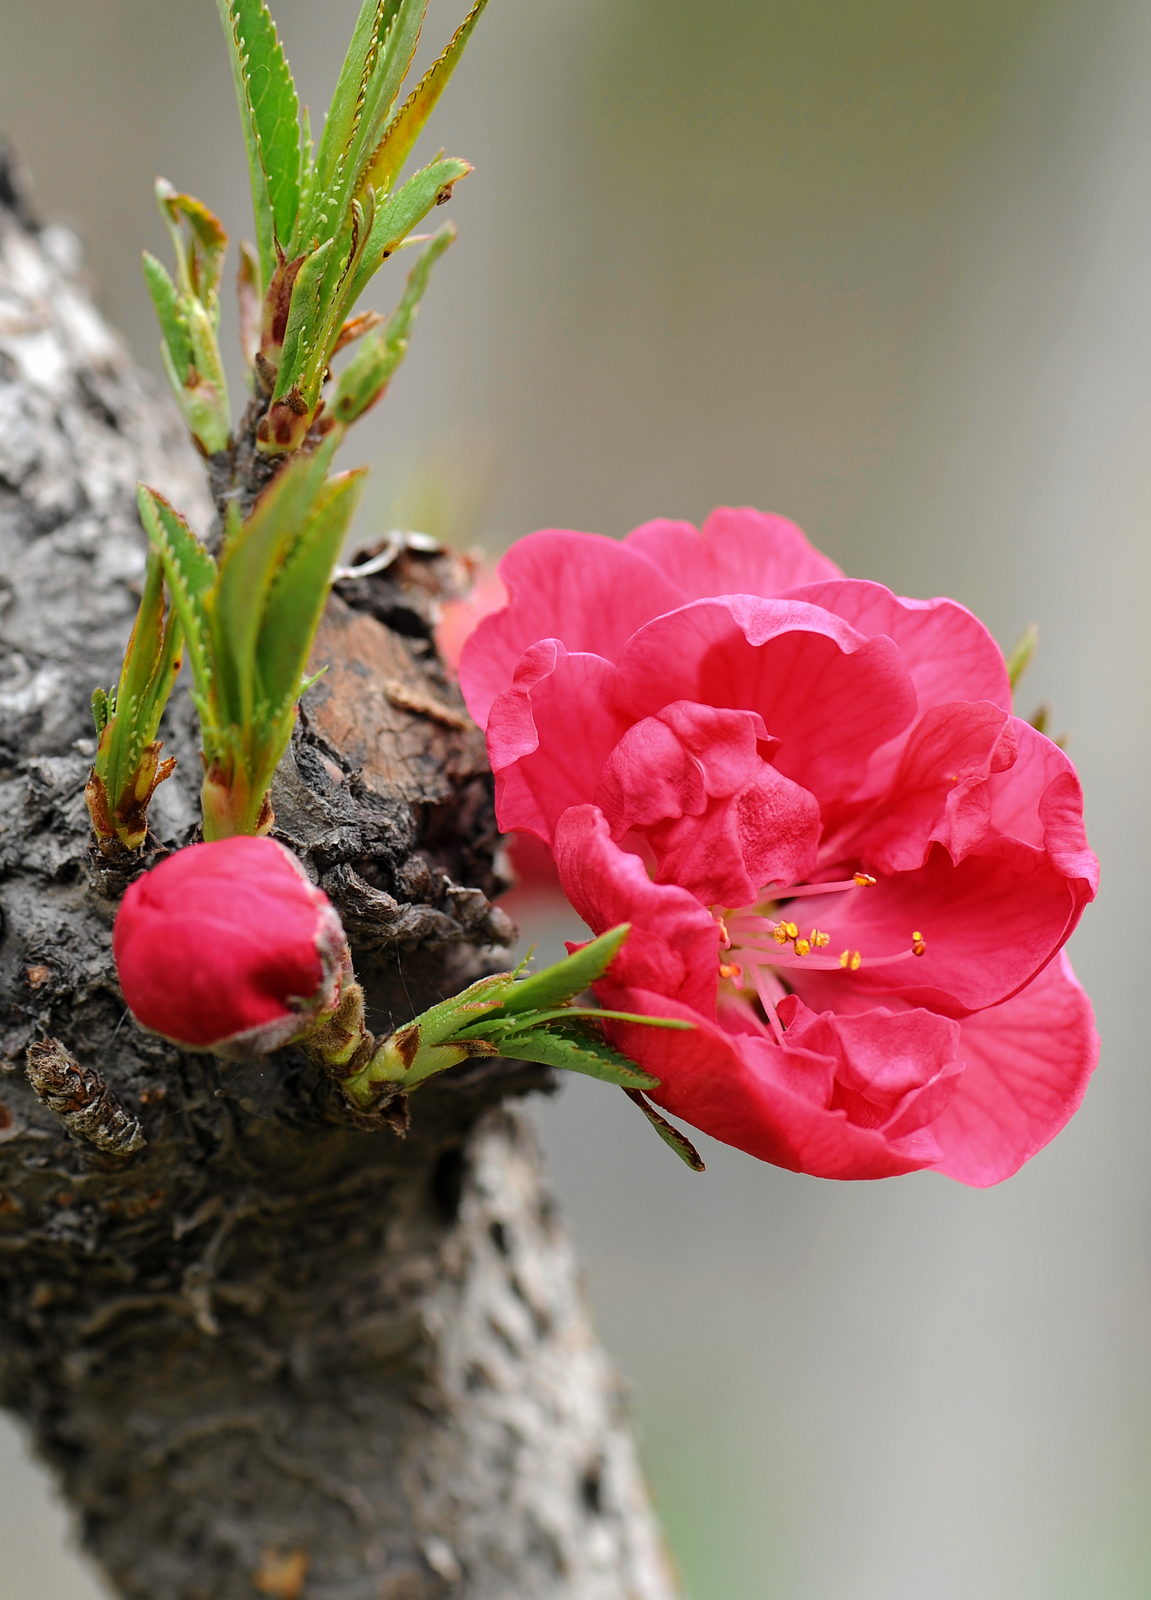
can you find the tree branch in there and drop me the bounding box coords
[0,158,679,1600]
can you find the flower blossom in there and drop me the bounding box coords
[114,836,347,1057]
[458,508,1099,1184]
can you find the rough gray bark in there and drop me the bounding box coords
[0,170,679,1600]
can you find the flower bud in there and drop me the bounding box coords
[113,837,348,1058]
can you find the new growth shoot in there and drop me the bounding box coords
[87,0,488,848]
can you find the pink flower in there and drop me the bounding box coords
[459,509,1099,1184]
[114,836,347,1057]
[435,564,508,675]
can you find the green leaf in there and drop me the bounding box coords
[272,237,333,399]
[255,467,366,709]
[496,1007,694,1035]
[1006,622,1038,692]
[343,0,428,200]
[104,550,182,799]
[142,252,191,376]
[331,222,454,424]
[497,926,632,1016]
[348,156,471,305]
[216,0,301,282]
[304,0,427,253]
[210,440,335,726]
[623,1089,706,1172]
[489,1021,660,1090]
[137,486,216,704]
[155,181,228,311]
[359,0,489,200]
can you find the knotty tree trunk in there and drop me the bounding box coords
[0,162,679,1600]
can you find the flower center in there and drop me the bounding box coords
[713,872,926,1043]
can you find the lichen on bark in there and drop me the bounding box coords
[0,162,679,1600]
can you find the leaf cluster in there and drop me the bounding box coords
[216,0,485,452]
[137,441,364,838]
[142,184,232,455]
[86,554,183,852]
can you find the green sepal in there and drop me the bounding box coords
[216,0,301,283]
[348,156,470,305]
[358,0,489,200]
[332,223,454,423]
[623,1090,706,1172]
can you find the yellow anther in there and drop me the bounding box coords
[719,961,742,980]
[850,950,862,971]
[794,938,811,957]
[773,924,789,945]
[783,921,799,940]
[853,872,877,888]
[839,950,851,968]
[911,933,926,957]
[716,916,731,950]
[813,929,830,948]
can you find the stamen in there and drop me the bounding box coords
[752,966,786,1044]
[794,938,811,957]
[719,961,743,980]
[775,873,877,899]
[912,931,926,957]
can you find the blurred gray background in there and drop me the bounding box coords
[1,1,1149,1595]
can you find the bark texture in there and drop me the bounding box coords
[0,172,679,1600]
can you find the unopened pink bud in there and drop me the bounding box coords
[113,837,348,1058]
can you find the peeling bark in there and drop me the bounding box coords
[0,165,679,1600]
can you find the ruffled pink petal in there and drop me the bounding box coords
[593,702,819,905]
[598,985,943,1179]
[791,839,1085,1014]
[458,530,686,727]
[782,579,1012,713]
[931,952,1098,1186]
[986,719,1099,894]
[553,804,721,1016]
[844,700,1017,873]
[487,642,631,843]
[614,596,918,805]
[776,993,963,1137]
[644,766,821,908]
[623,506,841,599]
